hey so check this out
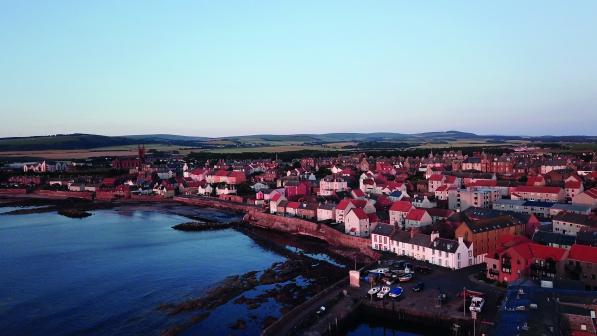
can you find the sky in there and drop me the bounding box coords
[0,1,596,137]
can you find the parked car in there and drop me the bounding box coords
[388,286,403,299]
[398,273,413,282]
[377,286,391,299]
[413,282,425,292]
[367,286,380,295]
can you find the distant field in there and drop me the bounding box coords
[0,144,193,159]
[415,139,528,149]
[0,144,338,158]
[322,142,358,148]
[204,145,341,153]
[567,143,597,151]
[0,149,141,159]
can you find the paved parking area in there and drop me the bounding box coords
[366,256,505,325]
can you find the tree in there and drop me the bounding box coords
[315,167,332,179]
[236,182,252,196]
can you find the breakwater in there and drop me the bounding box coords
[174,196,380,260]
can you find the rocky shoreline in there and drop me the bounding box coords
[57,209,93,218]
[171,221,240,232]
[0,196,243,223]
[158,227,350,336]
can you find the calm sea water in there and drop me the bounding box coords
[0,206,416,336]
[0,207,289,335]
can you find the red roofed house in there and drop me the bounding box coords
[269,192,287,214]
[434,184,456,201]
[227,171,246,185]
[572,187,597,208]
[485,238,567,284]
[344,208,373,237]
[284,180,310,198]
[189,168,207,182]
[207,169,229,183]
[428,174,445,192]
[319,175,348,196]
[511,186,566,203]
[443,175,461,188]
[335,199,355,223]
[465,179,497,189]
[566,244,597,290]
[285,202,300,216]
[389,201,413,226]
[565,179,584,201]
[404,208,432,228]
[335,198,373,223]
[526,175,546,187]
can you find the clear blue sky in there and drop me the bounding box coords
[1,1,596,137]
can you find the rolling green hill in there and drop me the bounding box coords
[0,132,595,152]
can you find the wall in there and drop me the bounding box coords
[33,190,94,200]
[129,194,166,202]
[0,188,27,194]
[245,211,378,259]
[174,196,379,259]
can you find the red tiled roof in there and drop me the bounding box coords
[351,199,368,208]
[565,181,582,189]
[386,181,404,190]
[527,243,566,261]
[426,208,454,218]
[229,171,245,178]
[491,234,531,255]
[350,208,369,220]
[444,175,457,184]
[352,189,365,197]
[568,244,597,264]
[405,208,427,221]
[336,199,352,210]
[287,202,300,209]
[469,179,497,187]
[215,169,229,177]
[389,200,412,212]
[581,187,597,199]
[435,185,448,192]
[429,174,444,182]
[515,186,562,194]
[511,242,566,261]
[526,175,545,184]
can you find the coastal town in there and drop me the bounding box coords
[2,144,597,335]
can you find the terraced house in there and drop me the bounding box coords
[376,230,474,270]
[552,212,597,236]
